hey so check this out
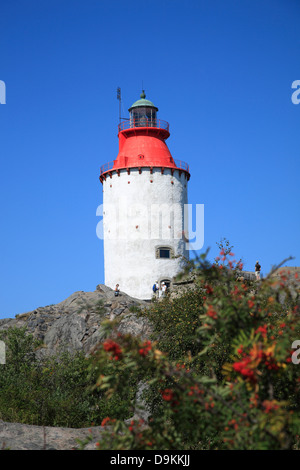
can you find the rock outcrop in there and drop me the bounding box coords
[0,285,152,357]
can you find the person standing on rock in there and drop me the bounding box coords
[255,261,261,280]
[114,284,120,296]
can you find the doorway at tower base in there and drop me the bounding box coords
[104,238,188,301]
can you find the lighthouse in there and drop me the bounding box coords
[100,91,190,300]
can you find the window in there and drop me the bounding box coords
[159,248,170,259]
[130,107,157,128]
[155,246,174,259]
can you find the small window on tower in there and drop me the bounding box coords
[159,248,170,258]
[155,246,174,259]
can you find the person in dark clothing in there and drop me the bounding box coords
[255,261,261,280]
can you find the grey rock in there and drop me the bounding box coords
[0,285,151,356]
[113,307,125,316]
[132,381,151,422]
[39,324,48,332]
[44,315,87,352]
[95,284,113,294]
[55,291,85,309]
[0,420,103,450]
[117,313,152,340]
[83,326,108,354]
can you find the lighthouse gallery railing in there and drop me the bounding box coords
[100,159,189,176]
[118,118,169,133]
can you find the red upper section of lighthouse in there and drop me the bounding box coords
[100,91,190,181]
[114,121,175,170]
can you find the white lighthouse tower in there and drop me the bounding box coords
[100,91,190,300]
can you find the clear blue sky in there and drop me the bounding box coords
[0,0,299,318]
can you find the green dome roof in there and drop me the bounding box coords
[128,91,158,111]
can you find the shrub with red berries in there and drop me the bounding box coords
[87,246,300,450]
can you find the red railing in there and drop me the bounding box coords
[100,161,114,176]
[174,159,189,172]
[118,118,169,133]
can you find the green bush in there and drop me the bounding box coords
[142,289,204,360]
[0,327,135,427]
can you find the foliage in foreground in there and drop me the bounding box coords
[0,327,135,427]
[88,250,300,450]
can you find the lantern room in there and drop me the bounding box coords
[128,90,158,128]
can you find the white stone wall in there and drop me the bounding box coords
[102,168,189,300]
